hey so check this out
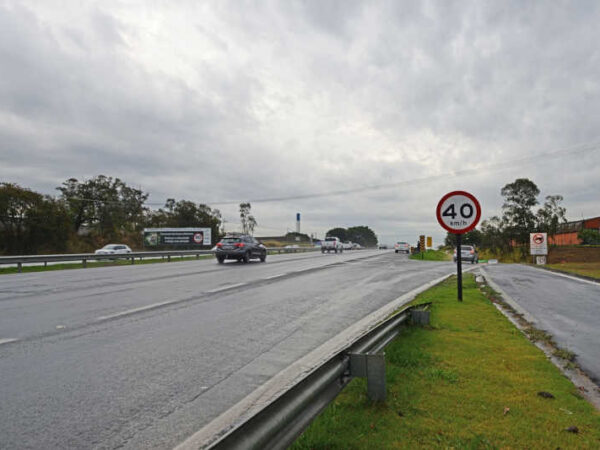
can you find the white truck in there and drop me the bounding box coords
[321,236,344,253]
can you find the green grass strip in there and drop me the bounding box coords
[292,275,600,449]
[409,249,451,261]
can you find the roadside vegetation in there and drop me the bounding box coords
[292,275,600,449]
[444,178,568,263]
[543,262,600,281]
[409,249,451,261]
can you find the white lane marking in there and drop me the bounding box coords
[0,338,18,346]
[206,283,246,294]
[265,273,287,280]
[96,300,176,321]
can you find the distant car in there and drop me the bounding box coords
[394,241,410,254]
[215,234,267,264]
[94,244,132,255]
[321,237,344,253]
[378,244,388,249]
[453,245,479,264]
[343,242,353,250]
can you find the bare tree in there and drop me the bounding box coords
[239,202,257,235]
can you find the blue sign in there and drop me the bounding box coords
[296,213,301,221]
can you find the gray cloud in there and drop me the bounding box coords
[1,0,599,246]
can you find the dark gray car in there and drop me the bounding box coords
[453,245,479,264]
[215,235,267,264]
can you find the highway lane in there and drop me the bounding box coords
[0,250,375,341]
[483,264,600,382]
[0,251,457,449]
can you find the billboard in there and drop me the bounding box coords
[143,228,212,246]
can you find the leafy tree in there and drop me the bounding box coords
[479,216,509,252]
[0,183,70,254]
[239,202,257,235]
[57,175,148,238]
[444,229,482,248]
[325,227,348,241]
[145,198,222,244]
[347,226,378,247]
[578,229,600,245]
[536,195,567,241]
[501,178,540,249]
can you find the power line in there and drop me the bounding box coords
[47,140,600,207]
[203,141,600,205]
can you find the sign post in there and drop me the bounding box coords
[436,191,482,301]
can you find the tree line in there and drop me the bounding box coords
[0,175,223,255]
[444,178,569,256]
[325,226,378,247]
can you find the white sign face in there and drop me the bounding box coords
[436,191,481,234]
[530,232,548,255]
[536,256,547,265]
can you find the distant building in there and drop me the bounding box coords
[549,216,600,245]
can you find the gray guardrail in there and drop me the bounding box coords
[0,247,320,272]
[206,302,431,450]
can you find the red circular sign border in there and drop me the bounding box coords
[436,190,482,234]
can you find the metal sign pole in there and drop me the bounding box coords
[456,233,463,301]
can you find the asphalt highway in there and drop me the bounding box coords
[483,264,600,382]
[0,250,457,449]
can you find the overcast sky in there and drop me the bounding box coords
[2,1,599,245]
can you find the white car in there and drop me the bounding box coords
[394,242,410,254]
[94,244,132,255]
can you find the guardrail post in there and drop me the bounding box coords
[411,308,431,326]
[167,255,171,262]
[18,262,22,273]
[366,352,386,402]
[131,256,135,265]
[349,352,386,402]
[82,258,87,268]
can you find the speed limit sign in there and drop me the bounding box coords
[436,190,481,302]
[436,191,481,234]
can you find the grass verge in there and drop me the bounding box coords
[543,262,600,281]
[292,274,600,449]
[409,249,451,261]
[0,255,214,275]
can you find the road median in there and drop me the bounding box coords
[291,274,600,449]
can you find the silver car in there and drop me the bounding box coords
[94,244,132,255]
[453,245,478,264]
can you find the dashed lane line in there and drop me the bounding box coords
[206,283,247,294]
[95,300,177,321]
[0,338,18,346]
[265,273,288,280]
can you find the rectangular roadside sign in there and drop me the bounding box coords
[530,232,548,255]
